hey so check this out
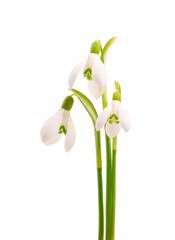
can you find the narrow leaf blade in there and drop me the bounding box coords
[102,36,117,63]
[70,88,98,125]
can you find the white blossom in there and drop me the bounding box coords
[68,53,107,99]
[96,100,131,138]
[40,108,76,152]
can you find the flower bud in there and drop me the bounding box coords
[90,40,102,54]
[112,91,121,102]
[61,96,74,111]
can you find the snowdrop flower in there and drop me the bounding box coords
[68,40,107,99]
[40,96,76,152]
[96,91,131,138]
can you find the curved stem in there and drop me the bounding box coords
[94,129,104,240]
[70,90,104,240]
[110,136,117,240]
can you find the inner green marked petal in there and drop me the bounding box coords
[58,125,67,135]
[108,114,119,124]
[84,68,92,80]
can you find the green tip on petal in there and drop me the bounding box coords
[115,81,121,94]
[108,114,120,124]
[61,96,74,111]
[90,40,102,54]
[58,125,67,135]
[84,68,92,80]
[113,91,121,102]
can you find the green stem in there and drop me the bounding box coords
[105,132,112,240]
[101,84,112,240]
[70,90,104,240]
[94,129,104,240]
[111,136,117,240]
[102,86,108,109]
[102,87,112,240]
[101,41,112,240]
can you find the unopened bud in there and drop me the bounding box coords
[90,40,102,54]
[61,96,74,111]
[112,91,121,102]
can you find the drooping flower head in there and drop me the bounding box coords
[96,83,131,138]
[40,96,76,152]
[68,40,107,99]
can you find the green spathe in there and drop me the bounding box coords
[61,96,74,111]
[112,91,121,102]
[102,36,117,63]
[90,40,102,54]
[115,81,121,94]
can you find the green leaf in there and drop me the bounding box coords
[70,88,98,125]
[102,36,117,63]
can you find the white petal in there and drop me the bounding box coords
[84,53,97,71]
[111,100,120,116]
[68,59,86,88]
[92,56,107,89]
[61,109,70,130]
[119,103,131,132]
[40,109,63,146]
[64,116,76,152]
[87,80,105,99]
[95,105,112,131]
[106,122,121,139]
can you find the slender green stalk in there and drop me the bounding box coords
[101,41,113,240]
[110,136,117,240]
[101,84,112,240]
[94,129,104,240]
[70,90,104,240]
[102,86,108,109]
[105,131,112,240]
[97,168,104,240]
[102,86,112,240]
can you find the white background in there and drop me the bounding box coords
[0,0,175,239]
